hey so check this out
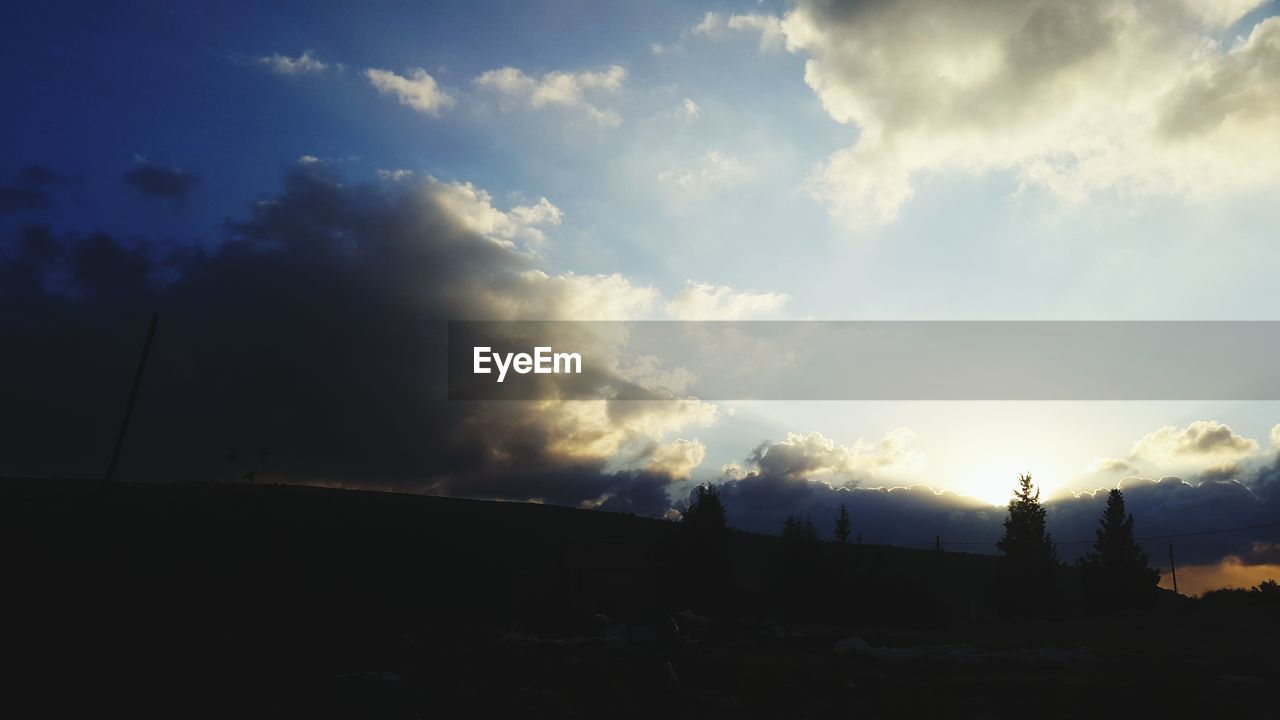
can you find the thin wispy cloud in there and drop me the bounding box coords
[257,50,329,76]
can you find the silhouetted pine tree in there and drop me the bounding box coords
[682,484,726,537]
[782,514,802,540]
[834,503,852,545]
[678,484,730,611]
[995,473,1060,616]
[778,514,820,617]
[1079,489,1160,613]
[831,501,858,612]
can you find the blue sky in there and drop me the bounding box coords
[7,1,1277,316]
[4,1,1280,582]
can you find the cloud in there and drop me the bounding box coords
[473,65,627,127]
[0,187,47,213]
[1181,0,1267,28]
[365,67,456,116]
[728,14,785,51]
[664,280,787,320]
[675,97,700,121]
[706,474,1000,544]
[0,166,718,517]
[1081,420,1273,485]
[1084,456,1132,474]
[1161,557,1280,596]
[17,165,79,187]
[1054,473,1280,565]
[257,51,328,76]
[704,442,1278,569]
[691,12,722,36]
[691,11,784,50]
[123,161,200,200]
[778,0,1280,226]
[657,151,751,191]
[726,429,926,486]
[1128,420,1260,471]
[697,417,1279,574]
[425,178,563,247]
[0,165,81,213]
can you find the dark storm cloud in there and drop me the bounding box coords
[1048,471,1280,565]
[0,168,693,516]
[123,162,200,199]
[0,187,48,213]
[706,473,1003,546]
[19,165,80,187]
[0,165,79,213]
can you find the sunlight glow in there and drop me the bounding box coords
[956,457,1061,507]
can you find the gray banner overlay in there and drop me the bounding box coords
[448,321,1280,401]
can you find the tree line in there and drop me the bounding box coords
[680,472,1164,618]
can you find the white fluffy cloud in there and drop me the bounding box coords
[665,280,787,320]
[424,178,561,247]
[473,65,627,127]
[777,0,1280,226]
[726,428,926,486]
[1129,420,1260,468]
[1082,420,1272,483]
[257,51,329,76]
[366,67,456,116]
[644,438,708,479]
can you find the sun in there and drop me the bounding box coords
[956,457,1061,507]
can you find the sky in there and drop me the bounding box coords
[3,0,1280,592]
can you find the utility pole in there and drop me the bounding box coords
[935,535,943,554]
[1168,543,1179,597]
[103,313,159,485]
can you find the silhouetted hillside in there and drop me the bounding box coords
[3,479,1274,719]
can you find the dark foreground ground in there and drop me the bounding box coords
[4,479,1276,718]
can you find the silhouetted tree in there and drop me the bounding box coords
[777,514,821,617]
[682,483,727,537]
[995,473,1060,616]
[781,514,801,539]
[781,513,817,543]
[830,501,859,610]
[1079,489,1160,613]
[678,484,730,611]
[1200,579,1280,611]
[834,502,851,545]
